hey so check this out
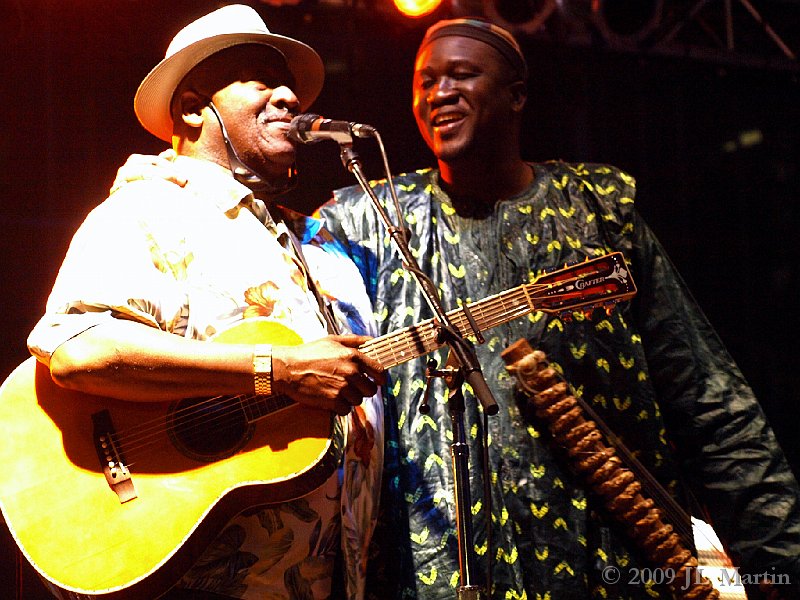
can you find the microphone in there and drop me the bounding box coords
[288,114,376,145]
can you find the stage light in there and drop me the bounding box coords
[482,0,557,35]
[393,0,443,18]
[589,0,664,48]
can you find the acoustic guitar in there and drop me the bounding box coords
[0,252,635,599]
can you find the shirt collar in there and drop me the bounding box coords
[174,155,254,213]
[173,156,325,243]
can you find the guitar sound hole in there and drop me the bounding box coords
[167,398,254,462]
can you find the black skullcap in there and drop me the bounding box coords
[417,17,528,82]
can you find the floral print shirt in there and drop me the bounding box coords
[28,155,383,600]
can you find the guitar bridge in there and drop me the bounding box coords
[92,409,137,503]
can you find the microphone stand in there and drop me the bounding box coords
[338,141,497,600]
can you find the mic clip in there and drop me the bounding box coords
[288,113,376,145]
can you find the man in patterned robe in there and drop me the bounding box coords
[319,17,800,600]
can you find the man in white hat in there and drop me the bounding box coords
[27,5,384,599]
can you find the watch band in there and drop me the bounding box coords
[253,344,273,396]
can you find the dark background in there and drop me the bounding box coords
[1,0,799,597]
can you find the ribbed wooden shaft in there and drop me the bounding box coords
[502,339,719,599]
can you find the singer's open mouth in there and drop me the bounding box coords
[432,111,465,133]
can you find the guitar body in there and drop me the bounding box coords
[0,319,340,599]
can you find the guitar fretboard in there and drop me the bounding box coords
[359,284,537,369]
[358,251,634,369]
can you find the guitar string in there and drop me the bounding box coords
[360,287,536,365]
[110,379,302,458]
[108,265,629,462]
[117,305,462,453]
[111,288,535,460]
[113,282,611,458]
[348,255,628,365]
[116,314,463,459]
[116,394,271,462]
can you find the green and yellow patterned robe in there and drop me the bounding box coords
[320,162,800,600]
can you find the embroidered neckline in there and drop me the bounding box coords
[431,163,547,220]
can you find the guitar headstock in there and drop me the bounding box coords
[531,252,637,317]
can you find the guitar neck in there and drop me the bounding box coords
[359,284,535,369]
[358,251,635,370]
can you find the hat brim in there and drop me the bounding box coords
[134,32,324,142]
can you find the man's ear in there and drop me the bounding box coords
[177,90,207,129]
[509,80,528,113]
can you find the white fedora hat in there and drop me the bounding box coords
[134,4,324,142]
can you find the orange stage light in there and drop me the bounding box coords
[393,0,443,18]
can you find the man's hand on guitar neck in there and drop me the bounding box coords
[273,335,385,415]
